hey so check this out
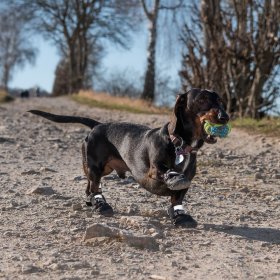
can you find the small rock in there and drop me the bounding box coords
[27,186,55,196]
[91,269,100,276]
[3,231,13,237]
[230,249,239,253]
[83,224,120,240]
[21,264,41,274]
[122,234,159,251]
[0,137,15,143]
[217,152,224,159]
[149,275,167,280]
[72,203,83,211]
[254,172,262,180]
[21,169,41,175]
[49,263,68,270]
[84,223,159,250]
[272,174,280,179]
[148,228,156,234]
[39,167,57,173]
[126,203,139,215]
[69,261,89,269]
[73,175,87,181]
[199,241,211,246]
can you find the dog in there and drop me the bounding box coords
[29,88,229,227]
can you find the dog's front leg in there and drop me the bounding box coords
[152,161,191,191]
[168,190,197,227]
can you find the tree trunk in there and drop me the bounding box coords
[141,0,160,101]
[2,63,10,90]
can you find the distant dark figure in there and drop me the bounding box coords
[21,90,29,98]
[36,87,40,97]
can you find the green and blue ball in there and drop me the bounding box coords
[204,120,231,138]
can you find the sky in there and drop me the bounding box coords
[10,31,181,94]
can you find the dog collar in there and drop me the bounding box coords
[169,134,197,154]
[169,134,198,165]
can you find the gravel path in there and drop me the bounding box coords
[0,97,279,280]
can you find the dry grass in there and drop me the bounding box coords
[71,90,170,115]
[0,89,14,103]
[232,117,280,137]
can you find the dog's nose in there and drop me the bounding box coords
[218,110,229,123]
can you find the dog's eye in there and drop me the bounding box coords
[217,98,224,107]
[197,98,205,104]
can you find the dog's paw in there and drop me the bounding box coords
[167,205,197,228]
[86,193,114,217]
[172,214,197,227]
[164,170,191,190]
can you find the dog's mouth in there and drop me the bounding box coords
[200,116,218,144]
[197,110,230,144]
[204,133,217,144]
[202,125,217,144]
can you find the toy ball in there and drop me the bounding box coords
[204,120,231,138]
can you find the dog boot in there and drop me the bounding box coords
[167,205,197,227]
[164,170,191,190]
[86,193,114,216]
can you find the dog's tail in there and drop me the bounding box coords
[28,110,100,129]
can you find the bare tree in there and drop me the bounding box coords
[180,0,280,118]
[0,7,36,90]
[140,0,184,101]
[9,0,140,95]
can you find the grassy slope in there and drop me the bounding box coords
[0,90,14,103]
[232,117,280,137]
[71,91,170,115]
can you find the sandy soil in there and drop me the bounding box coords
[0,97,279,280]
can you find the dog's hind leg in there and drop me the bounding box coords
[167,190,197,228]
[82,138,114,216]
[85,165,114,216]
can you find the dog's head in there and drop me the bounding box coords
[169,88,229,144]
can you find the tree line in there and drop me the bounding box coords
[0,0,279,118]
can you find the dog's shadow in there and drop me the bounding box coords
[203,223,280,244]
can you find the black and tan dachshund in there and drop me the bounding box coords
[29,88,229,227]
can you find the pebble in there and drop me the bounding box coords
[21,264,41,274]
[84,223,159,250]
[126,203,139,215]
[49,263,68,270]
[91,269,100,276]
[254,172,263,180]
[27,186,55,196]
[272,174,280,179]
[73,175,87,181]
[199,241,211,246]
[21,169,41,175]
[72,203,83,211]
[39,167,57,173]
[149,275,167,280]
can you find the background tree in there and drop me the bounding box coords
[0,7,36,90]
[180,0,280,118]
[140,0,184,101]
[12,0,140,95]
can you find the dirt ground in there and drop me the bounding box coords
[0,97,279,280]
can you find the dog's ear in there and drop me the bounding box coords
[168,93,187,135]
